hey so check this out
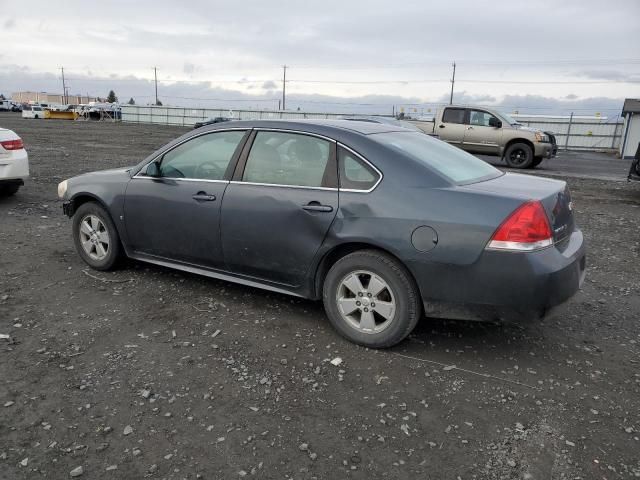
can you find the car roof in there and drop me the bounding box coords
[199,119,409,136]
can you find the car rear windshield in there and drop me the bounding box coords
[373,131,502,184]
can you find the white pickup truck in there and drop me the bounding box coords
[413,105,557,169]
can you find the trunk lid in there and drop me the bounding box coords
[462,172,575,244]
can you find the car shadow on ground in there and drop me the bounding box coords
[121,258,543,363]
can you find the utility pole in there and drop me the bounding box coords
[61,67,67,104]
[449,61,456,105]
[154,67,159,106]
[282,65,287,111]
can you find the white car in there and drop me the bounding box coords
[22,105,44,119]
[0,128,29,195]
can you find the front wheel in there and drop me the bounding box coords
[322,250,421,348]
[529,157,544,169]
[504,143,534,169]
[72,202,121,270]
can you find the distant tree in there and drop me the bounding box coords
[106,90,118,103]
[0,93,5,100]
[127,97,135,105]
[155,99,163,106]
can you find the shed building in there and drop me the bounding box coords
[620,98,640,159]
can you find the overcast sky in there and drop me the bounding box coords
[1,0,639,115]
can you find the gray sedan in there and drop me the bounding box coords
[58,120,586,348]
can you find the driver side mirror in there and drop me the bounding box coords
[489,117,502,128]
[145,161,161,177]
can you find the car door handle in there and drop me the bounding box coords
[302,202,333,213]
[439,124,445,128]
[192,192,216,202]
[466,126,474,130]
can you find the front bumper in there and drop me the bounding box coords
[62,200,74,217]
[534,142,555,159]
[410,229,586,322]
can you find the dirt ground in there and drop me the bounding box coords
[1,112,639,480]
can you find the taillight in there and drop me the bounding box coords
[487,201,553,251]
[1,139,24,150]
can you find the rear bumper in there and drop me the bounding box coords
[0,150,29,182]
[411,229,586,322]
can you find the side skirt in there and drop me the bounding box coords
[128,252,309,299]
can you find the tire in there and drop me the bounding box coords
[322,250,421,348]
[72,201,121,270]
[0,184,20,196]
[34,114,39,119]
[529,157,543,169]
[504,142,534,169]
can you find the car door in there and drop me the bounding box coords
[124,129,248,269]
[436,107,467,146]
[220,130,338,286]
[462,109,503,154]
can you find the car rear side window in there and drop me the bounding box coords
[243,131,331,187]
[442,108,466,124]
[160,130,246,180]
[373,131,502,184]
[338,146,380,191]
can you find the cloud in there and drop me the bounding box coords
[4,19,15,29]
[575,69,640,82]
[261,80,278,90]
[0,64,628,117]
[183,63,196,75]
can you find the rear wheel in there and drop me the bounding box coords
[72,202,121,270]
[505,142,534,169]
[322,250,421,348]
[0,184,20,196]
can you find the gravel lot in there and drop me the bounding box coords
[1,112,639,479]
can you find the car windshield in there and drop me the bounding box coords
[373,131,502,184]
[496,111,521,126]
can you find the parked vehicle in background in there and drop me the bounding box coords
[0,100,13,112]
[628,143,640,182]
[414,105,557,169]
[194,117,232,129]
[0,127,29,196]
[22,105,44,119]
[57,119,585,348]
[341,115,424,133]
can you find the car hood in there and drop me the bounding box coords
[510,125,539,133]
[73,167,133,180]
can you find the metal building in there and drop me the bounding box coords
[620,98,640,159]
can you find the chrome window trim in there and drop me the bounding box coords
[252,128,337,144]
[337,143,383,193]
[229,180,337,192]
[132,176,229,184]
[133,127,249,181]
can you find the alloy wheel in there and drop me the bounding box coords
[79,214,110,261]
[336,270,396,334]
[509,148,528,166]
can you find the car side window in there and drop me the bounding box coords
[159,131,246,180]
[243,131,331,187]
[469,110,498,127]
[338,146,380,191]
[442,108,466,124]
